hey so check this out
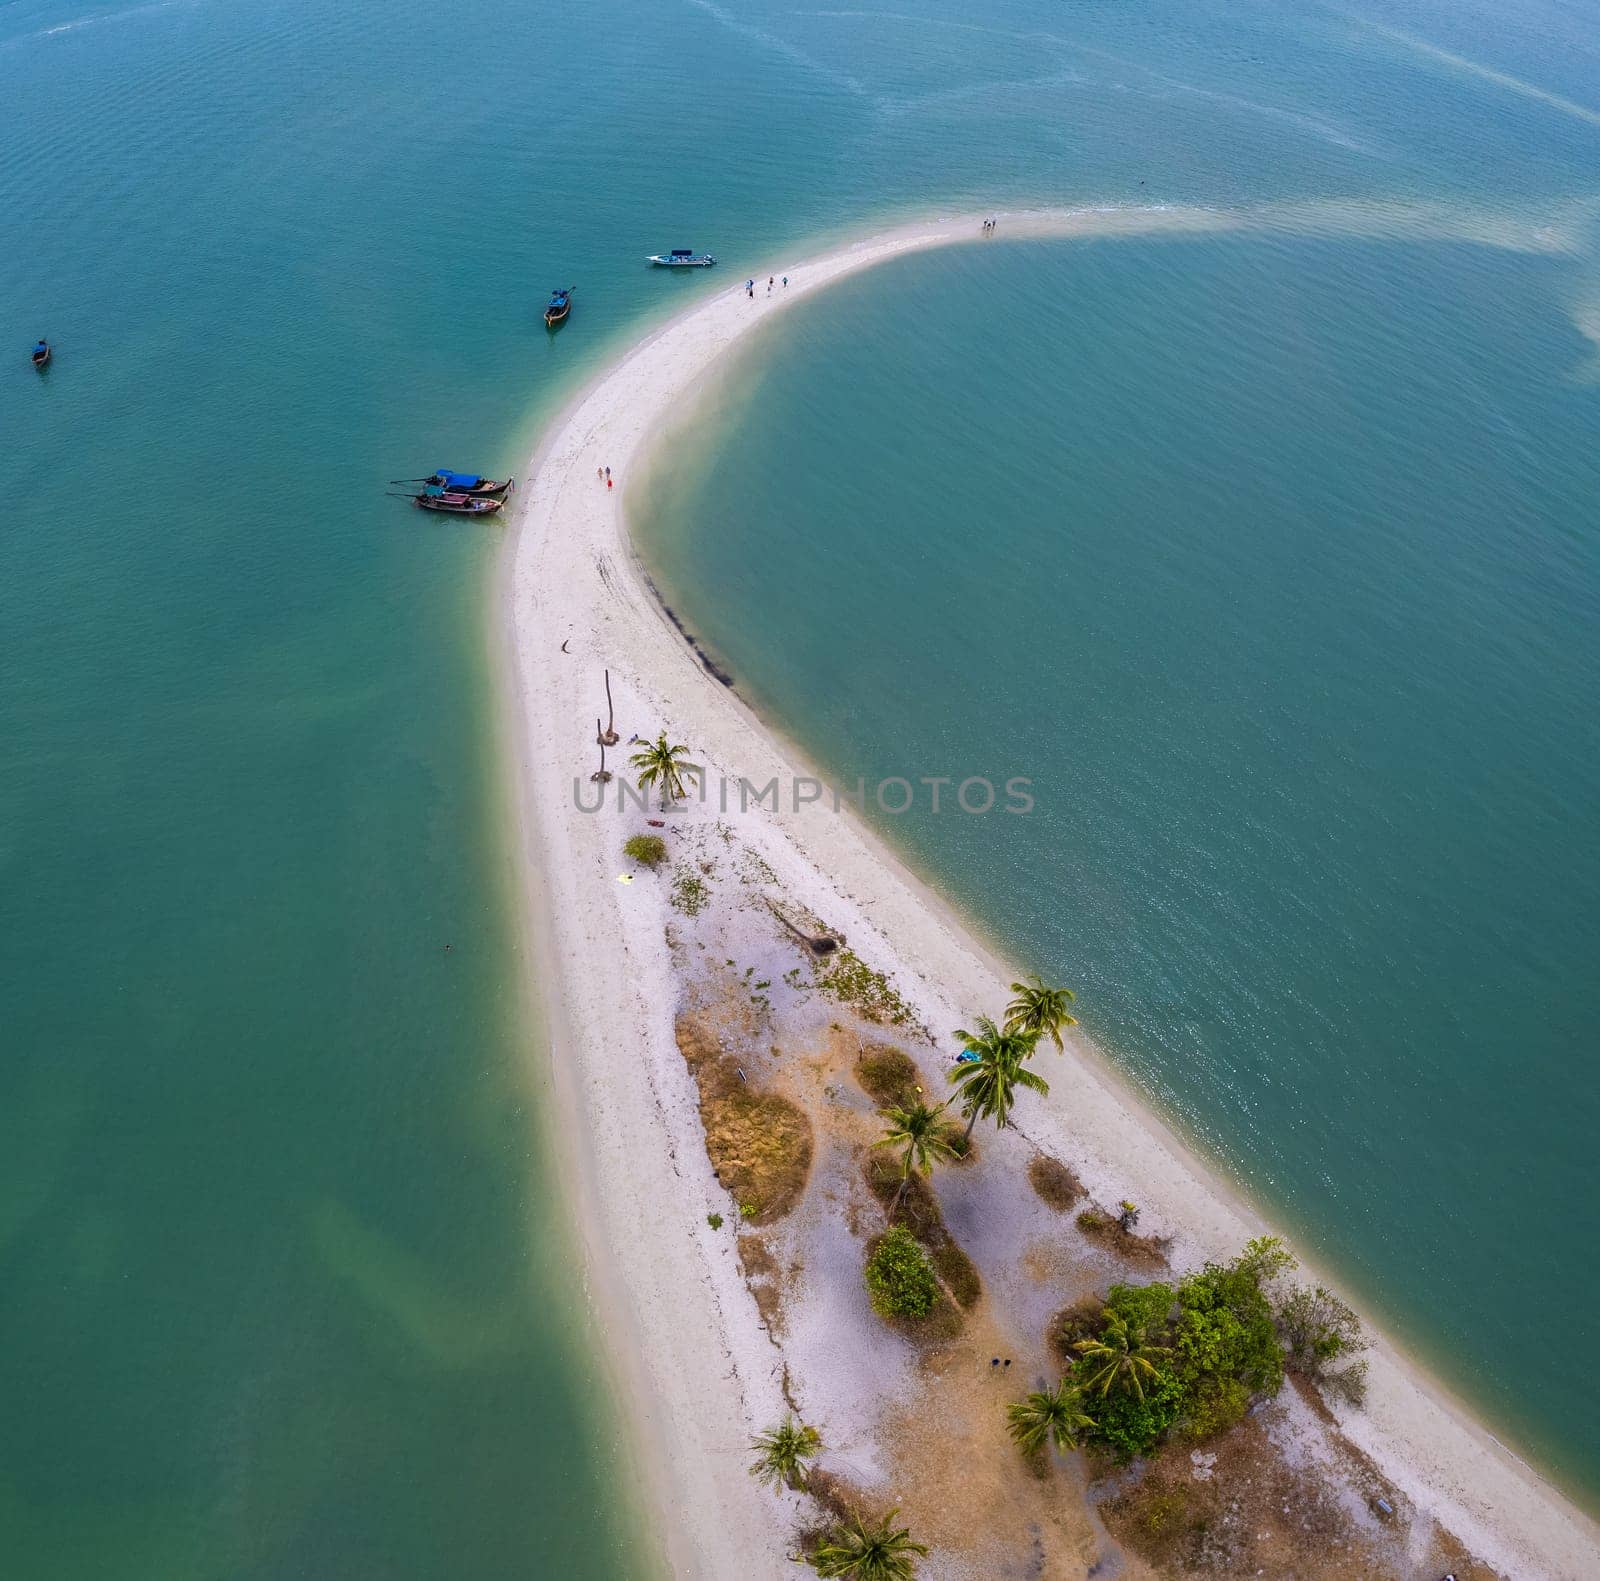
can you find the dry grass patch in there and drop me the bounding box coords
[1028,1153,1085,1210]
[1075,1205,1171,1267]
[1097,1415,1387,1579]
[738,1233,789,1336]
[675,1014,813,1223]
[1047,1294,1107,1366]
[853,1043,922,1108]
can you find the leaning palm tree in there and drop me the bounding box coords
[1074,1312,1172,1402]
[1006,1379,1096,1459]
[629,732,701,810]
[872,1100,956,1218]
[1004,975,1078,1053]
[748,1414,821,1491]
[949,1016,1048,1142]
[810,1508,928,1579]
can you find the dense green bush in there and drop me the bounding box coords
[623,833,667,867]
[1087,1369,1187,1463]
[1170,1252,1285,1438]
[1074,1239,1293,1462]
[864,1226,938,1319]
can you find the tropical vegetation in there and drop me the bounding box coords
[1276,1281,1369,1404]
[863,1226,938,1318]
[1075,1310,1173,1402]
[872,1100,957,1217]
[1006,1379,1096,1460]
[629,732,701,808]
[749,1414,822,1491]
[948,1016,1048,1141]
[1003,975,1078,1052]
[1067,1238,1294,1462]
[808,1508,928,1579]
[622,832,667,866]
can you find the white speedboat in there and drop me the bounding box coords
[647,249,716,267]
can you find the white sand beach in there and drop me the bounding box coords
[498,207,1600,1578]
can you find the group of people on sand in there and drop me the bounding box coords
[595,465,612,489]
[981,215,999,234]
[745,274,789,298]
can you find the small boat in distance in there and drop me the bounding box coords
[410,488,505,516]
[31,339,50,368]
[647,249,716,268]
[544,288,573,327]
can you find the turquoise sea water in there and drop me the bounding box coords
[3,0,1598,1568]
[638,228,1600,1495]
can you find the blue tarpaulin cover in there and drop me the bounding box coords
[436,471,482,488]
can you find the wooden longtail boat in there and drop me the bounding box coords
[411,489,504,516]
[544,287,573,327]
[31,340,50,368]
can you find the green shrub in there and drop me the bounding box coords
[706,1212,723,1230]
[854,1044,921,1108]
[1076,1244,1292,1461]
[1276,1282,1369,1405]
[623,834,667,867]
[1081,1367,1185,1462]
[864,1226,937,1319]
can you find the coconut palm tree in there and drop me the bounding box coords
[1006,1379,1096,1459]
[629,732,701,809]
[872,1100,956,1218]
[810,1509,928,1579]
[948,1016,1047,1142]
[1003,975,1078,1053]
[1074,1312,1172,1402]
[748,1414,821,1491]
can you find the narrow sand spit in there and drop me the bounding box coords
[498,206,1600,1578]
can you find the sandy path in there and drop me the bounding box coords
[497,205,1600,1578]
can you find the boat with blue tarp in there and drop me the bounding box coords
[544,287,573,327]
[422,470,513,496]
[31,339,50,368]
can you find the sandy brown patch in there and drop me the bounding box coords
[1094,1406,1500,1581]
[674,1013,813,1223]
[876,1313,1134,1580]
[738,1233,789,1338]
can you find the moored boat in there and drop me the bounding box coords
[544,287,573,327]
[31,339,50,368]
[421,470,514,496]
[410,488,504,515]
[647,249,716,268]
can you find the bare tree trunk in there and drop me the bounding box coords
[890,1172,911,1220]
[600,670,620,745]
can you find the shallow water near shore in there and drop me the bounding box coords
[3,0,1599,1567]
[637,226,1600,1499]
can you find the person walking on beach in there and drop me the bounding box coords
[746,278,754,298]
[597,466,604,481]
[782,275,788,288]
[605,466,610,481]
[767,275,774,294]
